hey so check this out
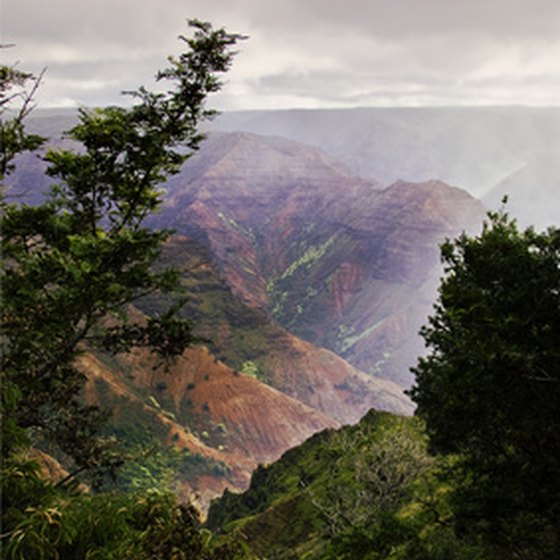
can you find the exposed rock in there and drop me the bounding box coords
[80,346,337,511]
[142,235,413,421]
[153,132,485,386]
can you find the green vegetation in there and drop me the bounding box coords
[1,21,248,559]
[111,443,231,493]
[2,483,245,560]
[410,208,560,558]
[266,235,336,323]
[280,236,337,280]
[208,211,559,559]
[240,360,268,383]
[207,411,472,559]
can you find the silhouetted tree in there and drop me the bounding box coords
[410,208,560,558]
[1,21,248,559]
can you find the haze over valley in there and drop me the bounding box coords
[6,102,557,507]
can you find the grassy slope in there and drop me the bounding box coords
[206,410,434,558]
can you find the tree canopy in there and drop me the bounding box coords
[410,209,560,558]
[1,21,248,559]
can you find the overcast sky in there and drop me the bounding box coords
[2,0,560,110]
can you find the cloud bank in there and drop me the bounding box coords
[3,0,560,109]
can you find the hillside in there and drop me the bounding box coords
[206,410,436,559]
[152,133,485,385]
[13,106,558,230]
[139,235,413,422]
[213,106,560,202]
[81,341,338,511]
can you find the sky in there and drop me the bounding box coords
[2,0,560,110]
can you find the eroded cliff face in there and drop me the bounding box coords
[152,132,485,387]
[81,344,338,511]
[10,120,485,509]
[126,349,337,461]
[139,236,413,422]
[157,132,381,310]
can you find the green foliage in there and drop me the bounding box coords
[279,235,336,280]
[3,479,245,560]
[1,21,248,560]
[265,235,337,325]
[110,443,231,493]
[0,63,45,177]
[208,407,513,559]
[240,360,268,382]
[1,18,243,479]
[208,412,443,558]
[410,209,560,557]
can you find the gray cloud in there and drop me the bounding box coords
[247,0,560,39]
[3,0,560,109]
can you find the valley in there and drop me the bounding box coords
[8,105,552,510]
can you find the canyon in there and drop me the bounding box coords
[12,107,537,506]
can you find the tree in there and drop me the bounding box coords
[309,416,432,539]
[409,209,560,558]
[3,490,246,560]
[0,59,45,177]
[1,21,248,558]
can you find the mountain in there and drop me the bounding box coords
[212,106,560,225]
[139,235,413,423]
[6,112,486,509]
[12,106,559,226]
[154,131,380,307]
[152,132,485,386]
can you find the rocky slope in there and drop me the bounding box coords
[140,235,412,422]
[155,131,381,308]
[152,132,485,386]
[81,343,338,510]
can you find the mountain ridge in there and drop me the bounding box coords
[6,114,491,510]
[151,132,485,385]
